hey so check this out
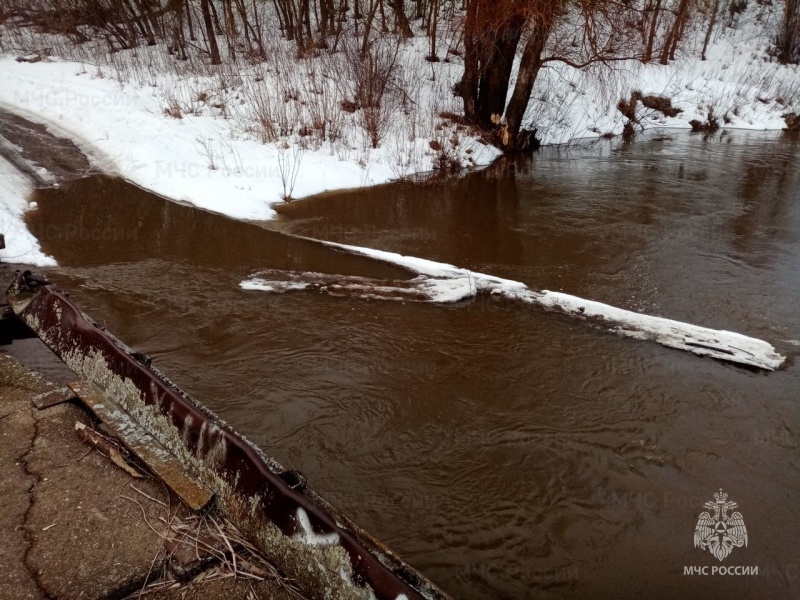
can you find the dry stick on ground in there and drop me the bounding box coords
[120,491,175,598]
[117,474,176,599]
[122,508,307,599]
[74,421,143,478]
[129,483,168,508]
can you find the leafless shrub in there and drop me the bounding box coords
[194,136,218,170]
[300,51,345,142]
[219,138,245,175]
[239,46,302,145]
[640,94,682,117]
[427,123,464,177]
[690,106,720,131]
[242,80,279,143]
[341,34,401,148]
[164,96,183,119]
[783,112,800,130]
[276,139,305,200]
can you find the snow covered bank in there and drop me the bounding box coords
[0,1,797,219]
[0,156,56,266]
[0,49,500,220]
[525,7,800,144]
[242,241,786,371]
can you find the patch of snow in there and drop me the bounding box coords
[0,155,56,266]
[240,279,310,294]
[293,507,340,547]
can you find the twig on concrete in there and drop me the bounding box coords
[123,507,308,599]
[209,513,238,575]
[129,483,168,508]
[75,421,143,478]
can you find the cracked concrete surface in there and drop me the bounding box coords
[1,352,171,599]
[0,350,298,600]
[0,354,42,600]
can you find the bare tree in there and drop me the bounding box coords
[200,0,221,63]
[660,0,691,64]
[701,0,721,60]
[387,0,414,38]
[779,0,800,64]
[457,0,643,152]
[642,0,663,63]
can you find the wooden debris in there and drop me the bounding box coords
[32,387,77,410]
[69,381,213,510]
[74,421,143,478]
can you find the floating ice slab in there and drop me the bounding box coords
[242,240,785,371]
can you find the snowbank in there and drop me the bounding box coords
[524,8,799,144]
[0,52,500,219]
[0,3,796,218]
[0,155,56,266]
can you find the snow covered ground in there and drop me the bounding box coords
[0,3,797,222]
[0,41,501,221]
[0,154,55,266]
[526,14,799,145]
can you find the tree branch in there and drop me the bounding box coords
[541,54,642,69]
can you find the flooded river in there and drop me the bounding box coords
[22,130,800,599]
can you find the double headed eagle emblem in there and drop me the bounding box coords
[693,489,748,561]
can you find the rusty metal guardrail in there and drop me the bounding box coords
[7,270,450,600]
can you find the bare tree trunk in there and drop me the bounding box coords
[387,0,413,38]
[334,0,347,35]
[458,0,479,122]
[232,0,265,57]
[670,3,690,60]
[250,0,265,56]
[660,0,690,64]
[302,0,313,46]
[318,0,334,44]
[119,0,140,46]
[186,0,196,40]
[701,0,721,60]
[504,18,552,151]
[361,0,380,52]
[136,0,161,42]
[224,0,236,60]
[781,0,800,63]
[474,14,525,127]
[643,0,661,62]
[379,0,388,32]
[200,0,221,63]
[273,0,287,34]
[427,0,439,60]
[209,0,223,33]
[174,0,188,59]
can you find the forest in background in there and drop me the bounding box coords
[0,0,798,185]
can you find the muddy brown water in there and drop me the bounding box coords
[17,130,800,600]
